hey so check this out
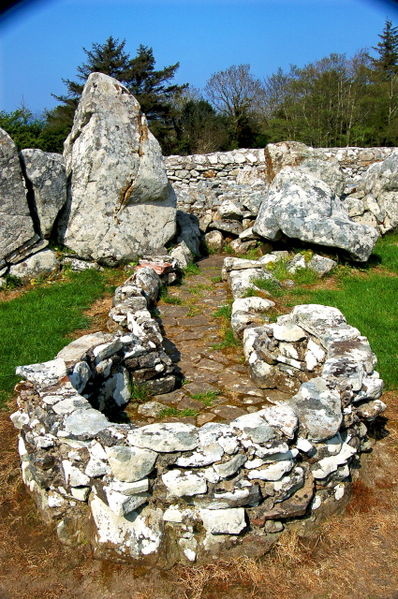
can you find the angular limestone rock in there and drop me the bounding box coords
[19,149,67,238]
[62,73,176,265]
[253,167,378,261]
[0,128,38,269]
[9,249,58,279]
[290,378,342,441]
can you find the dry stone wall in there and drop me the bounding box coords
[11,256,386,566]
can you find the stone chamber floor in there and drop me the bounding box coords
[124,254,290,427]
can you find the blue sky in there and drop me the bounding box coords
[1,0,398,116]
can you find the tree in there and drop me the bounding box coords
[48,37,187,150]
[205,64,264,147]
[172,97,229,154]
[371,19,398,79]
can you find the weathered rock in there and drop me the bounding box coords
[57,332,113,363]
[205,230,223,252]
[308,254,337,276]
[228,268,276,299]
[175,210,202,256]
[9,249,58,279]
[16,358,67,387]
[0,128,38,268]
[170,241,193,269]
[128,423,199,452]
[357,150,398,234]
[61,408,110,439]
[19,149,67,238]
[217,199,244,220]
[90,495,163,558]
[292,304,360,350]
[62,73,176,265]
[231,296,275,338]
[289,378,342,441]
[106,445,157,482]
[162,469,207,497]
[253,167,378,261]
[200,507,246,534]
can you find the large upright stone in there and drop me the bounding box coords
[0,128,38,271]
[62,73,176,265]
[19,149,67,238]
[253,167,378,262]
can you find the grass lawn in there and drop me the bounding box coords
[275,233,398,390]
[0,269,114,406]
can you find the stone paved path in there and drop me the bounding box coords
[126,255,284,427]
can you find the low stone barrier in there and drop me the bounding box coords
[11,257,386,566]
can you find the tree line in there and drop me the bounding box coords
[2,20,398,155]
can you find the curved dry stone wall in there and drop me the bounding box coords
[11,255,386,566]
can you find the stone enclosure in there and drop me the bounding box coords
[11,252,385,564]
[1,71,394,565]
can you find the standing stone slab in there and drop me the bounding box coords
[19,149,67,239]
[0,128,38,269]
[62,72,176,265]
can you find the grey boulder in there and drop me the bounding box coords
[0,128,39,269]
[19,149,67,238]
[357,149,398,234]
[61,72,176,265]
[253,167,378,262]
[9,249,58,279]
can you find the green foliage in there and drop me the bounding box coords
[160,287,182,304]
[163,295,182,305]
[3,274,24,290]
[158,407,198,419]
[129,381,153,404]
[265,258,291,281]
[222,244,235,255]
[213,303,232,319]
[251,277,285,297]
[0,269,109,406]
[291,268,319,286]
[191,390,220,406]
[371,19,398,79]
[184,262,200,276]
[212,328,239,350]
[211,275,222,283]
[239,247,262,260]
[51,37,187,151]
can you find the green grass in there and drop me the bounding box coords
[291,267,319,286]
[189,283,211,295]
[129,381,153,404]
[212,328,240,350]
[264,258,291,281]
[184,262,201,276]
[213,303,232,320]
[211,275,222,283]
[240,247,262,260]
[0,269,111,406]
[191,390,220,406]
[158,407,198,419]
[286,233,398,389]
[251,277,286,297]
[163,294,182,305]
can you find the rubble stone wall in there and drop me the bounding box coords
[164,145,396,238]
[11,256,386,566]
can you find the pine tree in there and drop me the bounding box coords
[371,19,398,79]
[47,37,187,149]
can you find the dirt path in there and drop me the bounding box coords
[126,254,284,426]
